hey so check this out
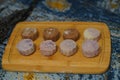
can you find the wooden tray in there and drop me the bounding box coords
[2,22,111,74]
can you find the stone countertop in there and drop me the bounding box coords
[0,0,120,80]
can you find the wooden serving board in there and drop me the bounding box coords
[2,22,111,74]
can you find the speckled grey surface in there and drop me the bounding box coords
[0,0,120,80]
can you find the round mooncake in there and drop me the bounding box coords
[60,39,77,56]
[40,40,57,56]
[43,27,60,41]
[63,28,79,41]
[84,28,100,41]
[82,40,100,57]
[16,39,35,56]
[21,28,38,41]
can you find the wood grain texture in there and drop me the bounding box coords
[2,22,111,74]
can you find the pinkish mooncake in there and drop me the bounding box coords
[60,39,77,56]
[40,40,57,56]
[16,39,35,56]
[82,40,100,57]
[84,28,101,41]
